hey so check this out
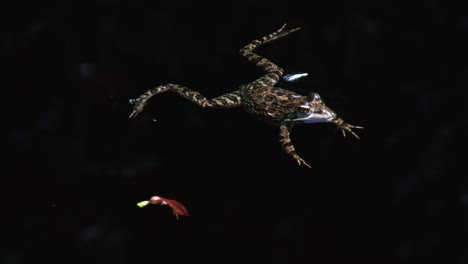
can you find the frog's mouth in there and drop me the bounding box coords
[291,107,337,124]
[295,113,336,123]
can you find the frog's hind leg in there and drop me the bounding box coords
[129,84,242,118]
[239,24,301,87]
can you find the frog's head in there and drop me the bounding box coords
[289,93,337,123]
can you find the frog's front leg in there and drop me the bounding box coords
[331,118,364,139]
[129,83,242,118]
[279,123,311,168]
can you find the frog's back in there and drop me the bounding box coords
[240,84,307,124]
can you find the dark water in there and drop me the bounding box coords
[4,1,467,263]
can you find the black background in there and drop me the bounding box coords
[3,1,467,263]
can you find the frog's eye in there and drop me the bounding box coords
[309,93,322,103]
[297,103,311,117]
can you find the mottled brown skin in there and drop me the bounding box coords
[129,24,363,168]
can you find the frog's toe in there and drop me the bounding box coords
[341,124,364,139]
[295,156,311,168]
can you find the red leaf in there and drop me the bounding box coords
[149,196,190,219]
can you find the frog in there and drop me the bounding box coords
[129,24,363,168]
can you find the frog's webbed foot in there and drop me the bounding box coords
[128,97,148,119]
[128,84,171,119]
[333,118,364,139]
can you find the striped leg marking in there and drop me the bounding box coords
[239,24,301,87]
[129,83,242,118]
[279,124,311,168]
